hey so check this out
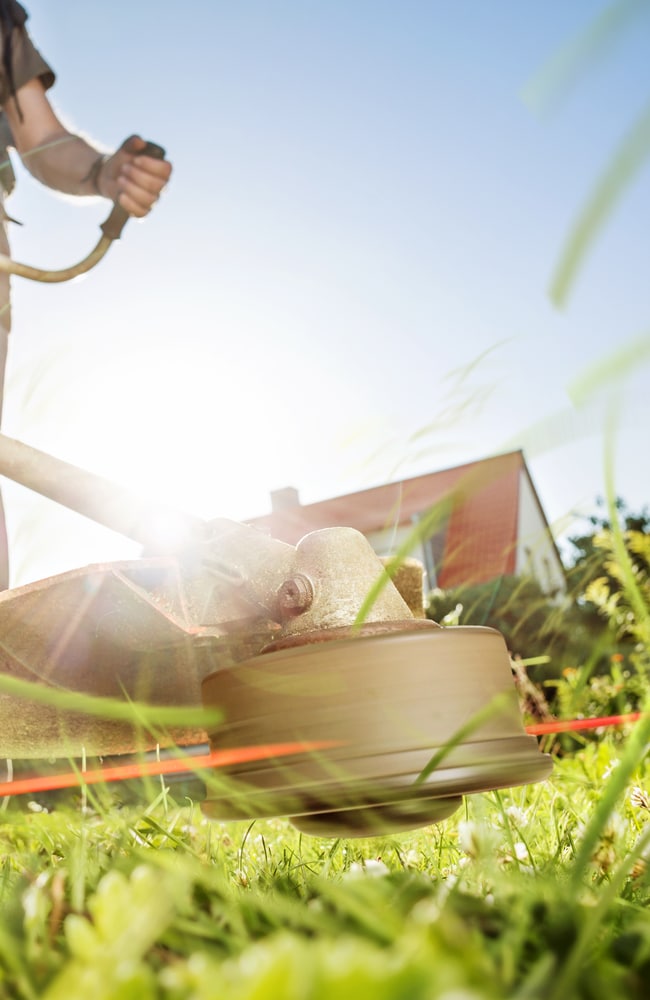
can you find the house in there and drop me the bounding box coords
[246,450,566,597]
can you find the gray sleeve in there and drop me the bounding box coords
[0,4,55,107]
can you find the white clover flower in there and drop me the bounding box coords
[506,805,527,827]
[346,858,390,878]
[514,841,529,862]
[234,868,249,886]
[22,872,49,922]
[458,818,502,861]
[457,820,481,857]
[22,884,40,922]
[630,786,650,812]
[363,858,390,876]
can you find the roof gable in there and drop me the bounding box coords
[245,451,525,556]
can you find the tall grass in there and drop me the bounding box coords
[0,726,649,998]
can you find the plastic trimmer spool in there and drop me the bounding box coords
[201,624,552,837]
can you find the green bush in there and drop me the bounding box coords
[425,574,604,680]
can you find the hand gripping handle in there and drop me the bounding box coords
[99,141,167,241]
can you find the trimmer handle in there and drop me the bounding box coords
[100,141,167,241]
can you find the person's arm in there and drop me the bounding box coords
[3,78,171,216]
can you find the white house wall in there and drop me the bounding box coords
[516,470,566,594]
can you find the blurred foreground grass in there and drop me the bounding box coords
[0,732,649,1000]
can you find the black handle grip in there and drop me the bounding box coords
[100,140,167,241]
[140,141,166,160]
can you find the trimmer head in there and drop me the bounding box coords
[202,626,552,837]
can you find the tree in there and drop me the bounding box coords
[565,499,650,655]
[565,498,650,600]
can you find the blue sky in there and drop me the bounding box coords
[2,0,649,584]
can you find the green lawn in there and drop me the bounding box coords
[1,727,649,999]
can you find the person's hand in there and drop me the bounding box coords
[98,135,172,217]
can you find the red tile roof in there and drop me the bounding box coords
[438,455,520,587]
[246,451,525,587]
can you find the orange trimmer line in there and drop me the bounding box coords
[525,711,645,736]
[0,714,647,799]
[0,741,337,798]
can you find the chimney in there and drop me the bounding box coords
[271,487,300,512]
